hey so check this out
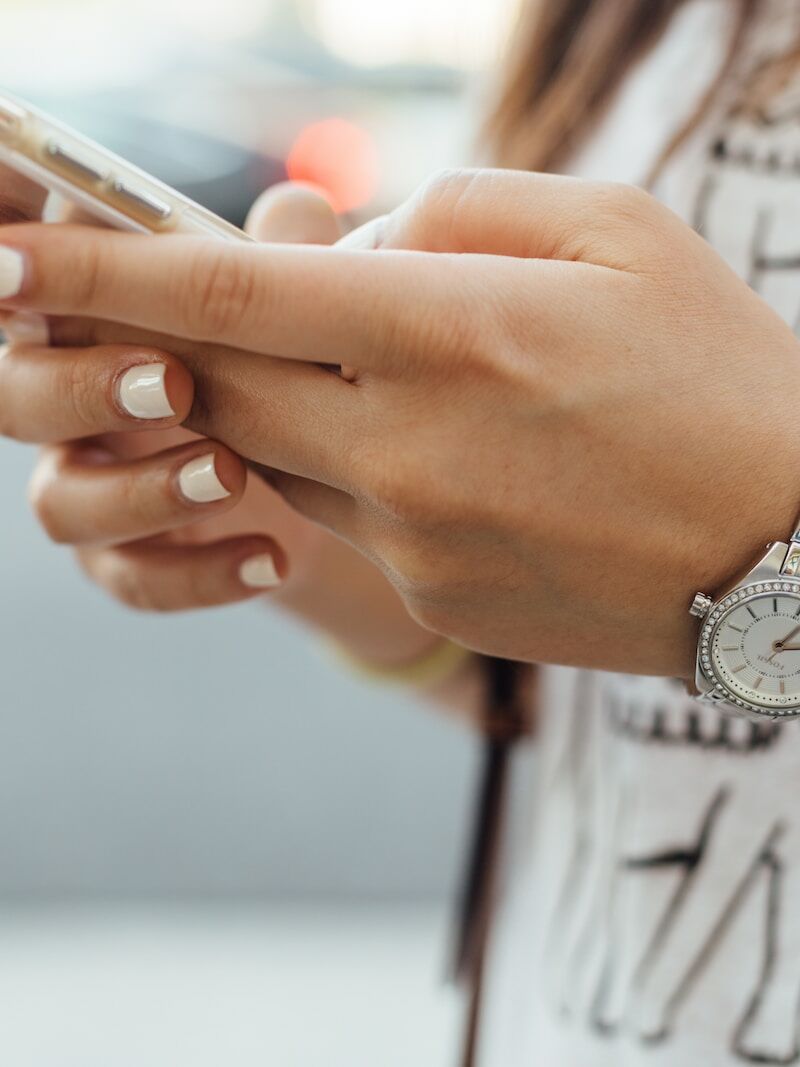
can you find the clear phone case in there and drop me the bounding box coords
[0,89,252,242]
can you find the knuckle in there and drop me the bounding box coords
[411,168,480,247]
[181,248,257,340]
[69,241,104,313]
[65,358,101,431]
[575,182,668,268]
[593,183,666,242]
[417,168,477,212]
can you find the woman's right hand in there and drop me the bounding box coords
[2,185,441,665]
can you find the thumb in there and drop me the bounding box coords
[245,182,343,245]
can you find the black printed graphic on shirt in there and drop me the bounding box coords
[692,49,800,332]
[541,675,800,1065]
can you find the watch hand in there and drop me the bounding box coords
[778,643,800,652]
[767,623,800,661]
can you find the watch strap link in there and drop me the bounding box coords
[781,522,800,577]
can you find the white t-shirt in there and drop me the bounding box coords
[478,3,800,1065]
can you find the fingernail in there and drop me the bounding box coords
[3,311,49,345]
[178,452,231,504]
[240,554,282,589]
[0,246,25,299]
[118,363,174,420]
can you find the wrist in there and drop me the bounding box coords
[690,433,800,598]
[612,405,800,681]
[679,417,800,688]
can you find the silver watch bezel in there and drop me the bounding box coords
[699,579,800,718]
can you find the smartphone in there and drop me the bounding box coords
[0,90,252,243]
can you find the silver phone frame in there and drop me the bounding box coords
[0,89,253,243]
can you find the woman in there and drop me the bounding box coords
[2,0,800,1063]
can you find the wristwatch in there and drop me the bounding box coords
[691,522,800,720]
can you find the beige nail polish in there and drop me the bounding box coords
[3,311,49,346]
[118,364,174,420]
[179,453,231,504]
[240,554,282,589]
[0,247,25,300]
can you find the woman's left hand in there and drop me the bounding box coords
[3,168,800,677]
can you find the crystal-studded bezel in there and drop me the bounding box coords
[699,581,800,718]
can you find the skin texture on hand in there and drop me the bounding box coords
[3,168,800,678]
[0,180,441,666]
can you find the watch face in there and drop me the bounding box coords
[702,581,800,715]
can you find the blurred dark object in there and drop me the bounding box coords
[32,94,286,227]
[455,658,534,1067]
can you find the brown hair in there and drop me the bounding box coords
[484,0,762,179]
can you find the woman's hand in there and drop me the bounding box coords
[0,186,341,609]
[0,185,442,669]
[3,168,800,677]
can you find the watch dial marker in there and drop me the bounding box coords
[710,591,800,709]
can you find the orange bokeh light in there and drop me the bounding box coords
[286,118,380,215]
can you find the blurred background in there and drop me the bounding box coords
[0,0,519,1063]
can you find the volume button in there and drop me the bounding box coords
[45,140,107,183]
[111,180,172,222]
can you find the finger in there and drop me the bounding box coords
[184,349,364,490]
[246,183,343,245]
[376,168,678,268]
[0,173,655,321]
[0,341,193,443]
[78,534,285,612]
[0,222,487,370]
[265,467,363,541]
[20,312,186,355]
[30,440,247,546]
[4,312,366,489]
[336,213,388,374]
[18,185,341,352]
[26,184,345,350]
[265,469,394,580]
